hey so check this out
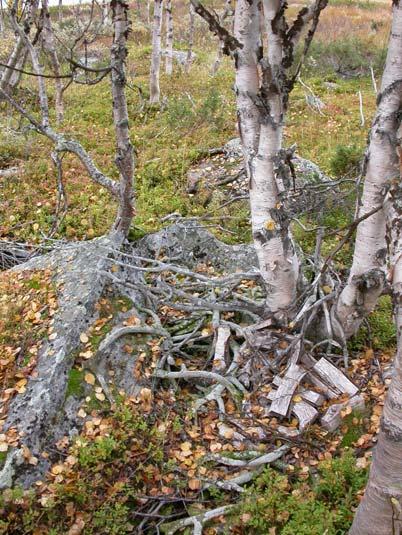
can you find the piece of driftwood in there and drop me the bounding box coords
[269,364,306,417]
[313,358,358,397]
[321,394,365,432]
[292,400,318,430]
[212,325,230,371]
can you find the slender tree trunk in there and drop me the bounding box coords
[58,0,63,23]
[333,2,402,342]
[234,0,299,321]
[165,0,173,75]
[42,0,64,124]
[349,163,402,535]
[211,0,232,75]
[103,0,111,25]
[0,37,26,95]
[111,0,135,236]
[349,5,402,533]
[149,0,163,104]
[185,2,195,74]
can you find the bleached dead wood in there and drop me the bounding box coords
[269,364,306,417]
[313,357,358,396]
[321,394,365,432]
[299,389,324,406]
[212,325,230,371]
[292,400,318,430]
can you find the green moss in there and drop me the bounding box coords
[66,368,85,398]
[350,295,396,351]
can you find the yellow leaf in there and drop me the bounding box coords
[0,442,8,452]
[80,333,89,344]
[265,220,276,231]
[84,373,95,386]
[51,464,64,475]
[188,478,201,490]
[322,285,332,294]
[95,392,106,401]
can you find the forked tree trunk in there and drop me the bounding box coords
[185,2,195,74]
[192,0,326,321]
[333,3,402,342]
[42,0,64,124]
[149,0,163,104]
[165,0,173,75]
[111,0,135,236]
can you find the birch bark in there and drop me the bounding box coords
[149,0,163,104]
[42,0,64,123]
[185,2,195,74]
[165,0,173,75]
[333,2,402,341]
[349,146,402,535]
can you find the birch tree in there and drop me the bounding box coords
[329,17,402,343]
[0,0,134,237]
[149,0,163,104]
[211,0,233,75]
[191,0,327,322]
[348,3,402,532]
[41,0,64,123]
[165,0,173,75]
[185,2,195,74]
[0,0,39,96]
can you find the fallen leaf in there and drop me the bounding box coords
[84,373,95,386]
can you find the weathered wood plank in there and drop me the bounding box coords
[313,358,358,397]
[321,394,365,432]
[299,389,325,407]
[292,401,318,430]
[212,325,230,371]
[269,364,306,417]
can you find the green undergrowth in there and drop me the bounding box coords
[229,452,368,535]
[0,399,369,535]
[350,295,396,352]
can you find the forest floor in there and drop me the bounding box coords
[0,0,397,533]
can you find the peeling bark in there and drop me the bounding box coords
[193,0,326,322]
[333,2,402,341]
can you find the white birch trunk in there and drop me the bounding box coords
[149,0,163,104]
[234,0,299,320]
[58,0,63,23]
[42,0,64,124]
[0,37,26,95]
[185,2,195,74]
[164,0,173,75]
[333,3,402,340]
[349,151,402,535]
[211,0,233,75]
